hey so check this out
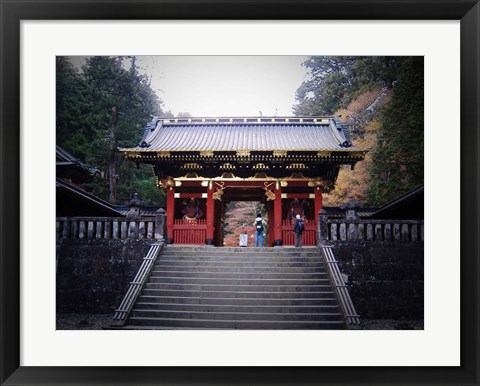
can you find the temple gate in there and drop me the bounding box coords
[120,116,365,246]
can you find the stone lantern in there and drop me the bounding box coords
[126,193,143,218]
[344,196,360,220]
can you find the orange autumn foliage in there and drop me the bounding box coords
[323,89,392,207]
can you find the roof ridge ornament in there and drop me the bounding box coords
[156,116,336,125]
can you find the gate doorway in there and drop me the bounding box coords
[164,177,322,246]
[222,201,269,247]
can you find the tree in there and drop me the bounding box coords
[323,91,391,206]
[56,56,166,206]
[56,57,85,147]
[294,56,399,116]
[368,57,424,205]
[293,56,423,207]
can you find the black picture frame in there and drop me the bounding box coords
[1,1,479,385]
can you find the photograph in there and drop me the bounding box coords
[1,0,479,384]
[55,55,424,331]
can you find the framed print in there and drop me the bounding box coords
[1,0,479,385]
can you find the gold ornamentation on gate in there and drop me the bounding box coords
[286,163,306,170]
[220,163,236,170]
[308,177,334,192]
[317,151,331,157]
[157,151,171,158]
[213,181,226,201]
[264,182,276,201]
[159,176,175,191]
[253,172,269,179]
[200,150,214,157]
[220,172,236,179]
[181,163,203,170]
[273,150,287,157]
[236,150,250,157]
[252,163,269,170]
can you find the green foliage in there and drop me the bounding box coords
[295,56,423,207]
[368,57,424,205]
[56,57,86,147]
[295,56,399,116]
[56,56,165,206]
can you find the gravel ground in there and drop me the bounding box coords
[350,319,423,330]
[56,313,423,330]
[56,313,115,330]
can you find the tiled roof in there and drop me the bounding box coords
[56,146,101,176]
[125,116,357,152]
[322,206,378,218]
[115,206,163,217]
[369,185,424,220]
[56,178,125,217]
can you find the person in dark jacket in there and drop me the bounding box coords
[293,214,304,248]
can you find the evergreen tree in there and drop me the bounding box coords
[368,57,424,204]
[294,56,423,207]
[294,56,398,116]
[56,57,85,147]
[56,56,165,206]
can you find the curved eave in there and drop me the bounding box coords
[120,149,368,162]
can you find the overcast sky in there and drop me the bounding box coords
[69,56,309,117]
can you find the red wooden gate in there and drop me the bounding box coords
[173,219,207,244]
[281,219,316,246]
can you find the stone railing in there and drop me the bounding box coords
[112,242,164,326]
[57,213,166,241]
[318,213,424,244]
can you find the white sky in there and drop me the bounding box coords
[69,56,309,117]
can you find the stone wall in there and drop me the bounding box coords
[56,239,156,313]
[332,243,424,320]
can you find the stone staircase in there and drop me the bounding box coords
[123,245,346,329]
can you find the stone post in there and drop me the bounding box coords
[155,208,166,241]
[318,209,328,245]
[166,187,175,244]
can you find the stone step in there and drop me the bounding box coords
[134,302,340,313]
[160,252,320,260]
[142,289,336,299]
[119,245,346,330]
[144,283,334,292]
[151,266,327,274]
[126,317,345,329]
[155,261,325,269]
[138,295,338,306]
[130,309,343,322]
[147,276,332,286]
[149,270,329,279]
[159,254,322,259]
[163,246,319,253]
[160,255,322,261]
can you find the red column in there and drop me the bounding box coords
[273,181,282,246]
[206,181,215,245]
[267,202,274,247]
[314,186,323,229]
[166,186,175,244]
